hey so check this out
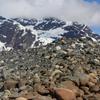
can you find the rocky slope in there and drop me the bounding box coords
[0,16,100,100]
[0,16,100,51]
[0,36,100,100]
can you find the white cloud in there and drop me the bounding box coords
[0,0,100,26]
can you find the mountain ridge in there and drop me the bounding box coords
[0,16,100,51]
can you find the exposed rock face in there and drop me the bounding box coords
[0,37,100,100]
[0,16,100,51]
[49,88,76,100]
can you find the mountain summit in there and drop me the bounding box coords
[0,16,100,51]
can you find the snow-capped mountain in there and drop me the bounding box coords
[0,16,99,51]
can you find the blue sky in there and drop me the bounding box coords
[91,26,100,34]
[85,0,100,34]
[84,0,100,34]
[85,0,100,3]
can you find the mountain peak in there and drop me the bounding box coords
[0,16,99,51]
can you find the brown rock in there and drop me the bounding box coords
[33,94,53,100]
[61,81,84,97]
[34,84,49,95]
[76,89,84,97]
[61,80,79,95]
[88,82,95,87]
[16,97,27,100]
[89,73,98,84]
[19,91,34,99]
[50,88,76,100]
[77,97,83,100]
[79,74,89,86]
[81,86,90,94]
[95,93,100,100]
[18,79,27,87]
[90,85,100,92]
[4,79,18,90]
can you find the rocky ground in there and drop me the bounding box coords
[0,37,100,100]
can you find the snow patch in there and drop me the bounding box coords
[90,37,97,42]
[0,41,5,51]
[36,28,65,45]
[0,41,13,52]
